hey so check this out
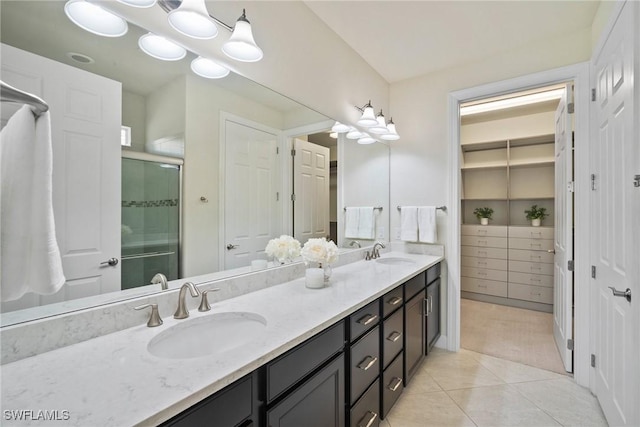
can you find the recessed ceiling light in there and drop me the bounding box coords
[66,52,95,64]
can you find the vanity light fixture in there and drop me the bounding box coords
[168,0,218,40]
[190,56,230,79]
[356,101,378,127]
[331,121,351,133]
[329,132,338,139]
[116,0,157,8]
[64,0,128,37]
[357,133,376,145]
[368,110,389,134]
[138,33,187,61]
[380,118,400,141]
[222,9,263,62]
[346,127,364,140]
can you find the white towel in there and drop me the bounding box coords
[418,206,437,243]
[344,207,360,239]
[1,105,65,302]
[357,207,375,239]
[400,206,418,242]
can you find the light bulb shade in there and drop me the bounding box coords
[191,57,230,79]
[346,127,364,140]
[117,0,156,7]
[369,113,389,134]
[222,18,263,62]
[331,122,350,133]
[357,105,378,127]
[139,33,187,61]
[380,121,400,140]
[329,132,338,139]
[357,134,376,145]
[168,0,218,39]
[64,0,128,37]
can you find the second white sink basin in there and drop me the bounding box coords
[148,312,267,359]
[376,257,416,266]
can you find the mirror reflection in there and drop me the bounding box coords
[0,0,389,326]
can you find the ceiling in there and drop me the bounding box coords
[305,1,601,83]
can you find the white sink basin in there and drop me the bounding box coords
[148,312,267,359]
[376,257,416,266]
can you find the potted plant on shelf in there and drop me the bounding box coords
[473,207,494,226]
[525,205,548,227]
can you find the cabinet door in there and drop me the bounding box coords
[426,279,441,353]
[267,354,345,427]
[404,291,425,383]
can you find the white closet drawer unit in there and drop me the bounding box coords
[462,277,507,297]
[461,225,507,237]
[509,249,554,264]
[461,246,508,260]
[508,238,554,251]
[461,236,507,249]
[509,271,554,288]
[508,260,554,276]
[461,256,507,270]
[461,266,508,282]
[508,226,554,240]
[508,283,553,304]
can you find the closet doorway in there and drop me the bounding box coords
[458,83,574,374]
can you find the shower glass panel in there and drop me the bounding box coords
[121,158,180,290]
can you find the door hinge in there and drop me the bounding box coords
[276,192,279,201]
[291,194,296,202]
[568,102,575,114]
[567,339,574,351]
[276,147,279,155]
[591,174,597,190]
[291,149,296,157]
[568,260,574,271]
[634,174,640,187]
[591,265,596,279]
[591,354,596,368]
[567,181,575,193]
[591,88,596,101]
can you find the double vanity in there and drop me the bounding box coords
[1,251,443,426]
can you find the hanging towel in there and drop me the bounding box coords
[400,206,418,242]
[357,207,375,239]
[418,206,437,243]
[1,105,65,302]
[344,207,360,239]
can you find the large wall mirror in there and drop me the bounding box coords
[0,0,390,326]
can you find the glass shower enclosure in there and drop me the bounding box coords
[121,156,180,290]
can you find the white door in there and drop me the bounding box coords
[1,44,121,312]
[223,118,280,269]
[591,2,639,425]
[553,83,574,373]
[293,138,330,245]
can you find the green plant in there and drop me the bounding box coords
[473,207,494,220]
[525,205,548,220]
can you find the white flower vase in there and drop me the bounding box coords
[305,267,325,289]
[531,218,541,227]
[323,264,332,284]
[480,217,489,226]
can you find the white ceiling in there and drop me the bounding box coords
[305,1,601,83]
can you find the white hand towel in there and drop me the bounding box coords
[418,206,437,243]
[344,207,360,239]
[400,206,418,242]
[1,106,65,302]
[357,207,375,239]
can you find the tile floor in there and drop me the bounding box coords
[383,348,609,427]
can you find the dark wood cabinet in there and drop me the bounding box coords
[350,379,380,427]
[404,288,425,383]
[425,277,441,353]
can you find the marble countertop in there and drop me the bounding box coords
[0,251,443,426]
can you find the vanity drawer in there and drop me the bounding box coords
[461,277,507,297]
[509,249,554,264]
[461,225,507,237]
[509,260,554,276]
[382,309,403,368]
[405,272,426,300]
[350,300,380,342]
[350,326,380,404]
[461,245,507,260]
[267,320,345,403]
[426,263,441,285]
[461,256,507,271]
[509,271,554,288]
[508,226,554,240]
[461,266,508,282]
[461,236,507,249]
[381,353,404,420]
[508,283,553,304]
[382,286,404,318]
[508,238,554,251]
[350,379,380,427]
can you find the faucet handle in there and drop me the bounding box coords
[135,303,163,327]
[198,288,220,312]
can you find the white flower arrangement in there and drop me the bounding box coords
[265,235,301,263]
[301,237,339,266]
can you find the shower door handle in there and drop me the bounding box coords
[226,244,239,250]
[100,257,119,267]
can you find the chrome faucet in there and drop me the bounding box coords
[371,242,386,259]
[349,240,361,248]
[151,273,168,290]
[174,282,201,319]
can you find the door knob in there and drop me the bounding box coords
[100,257,119,267]
[608,286,631,302]
[547,249,556,254]
[226,244,239,250]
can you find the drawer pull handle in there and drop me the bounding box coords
[531,277,541,282]
[357,356,378,371]
[357,314,379,326]
[387,377,403,392]
[387,331,402,342]
[478,240,487,245]
[530,266,541,271]
[478,284,488,288]
[358,411,378,427]
[387,296,403,306]
[478,251,487,256]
